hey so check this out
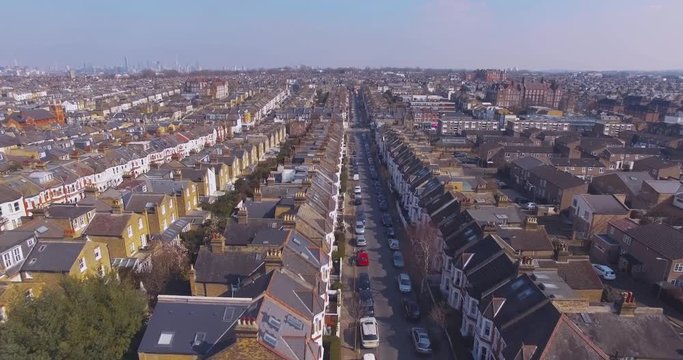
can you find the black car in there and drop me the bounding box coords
[382,214,393,227]
[385,227,396,237]
[359,289,375,316]
[378,201,388,211]
[515,197,531,204]
[402,298,421,321]
[357,272,371,291]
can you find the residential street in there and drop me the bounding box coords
[339,95,452,359]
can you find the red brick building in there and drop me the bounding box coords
[5,105,65,130]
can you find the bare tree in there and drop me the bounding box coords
[141,242,190,303]
[405,219,443,295]
[429,300,450,343]
[430,300,449,328]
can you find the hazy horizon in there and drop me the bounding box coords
[4,0,683,71]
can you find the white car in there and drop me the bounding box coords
[355,224,365,235]
[398,273,412,293]
[592,264,616,280]
[360,317,379,348]
[388,238,400,250]
[362,354,376,360]
[356,234,367,247]
[354,185,362,194]
[353,174,360,181]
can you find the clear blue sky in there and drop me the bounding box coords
[4,0,682,71]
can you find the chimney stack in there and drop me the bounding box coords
[31,208,47,219]
[525,215,538,230]
[173,169,182,180]
[209,231,225,253]
[234,317,259,340]
[264,249,283,273]
[294,192,306,206]
[111,199,123,214]
[495,193,510,207]
[254,187,262,202]
[237,207,248,224]
[616,291,637,317]
[63,228,76,239]
[554,242,569,262]
[283,214,296,228]
[194,162,202,169]
[267,173,275,186]
[518,256,536,274]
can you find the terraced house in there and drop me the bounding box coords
[138,104,345,359]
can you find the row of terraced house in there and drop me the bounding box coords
[375,123,683,360]
[136,87,349,360]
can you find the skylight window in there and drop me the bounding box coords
[263,332,278,347]
[158,332,174,346]
[285,314,304,330]
[268,316,281,331]
[193,332,206,346]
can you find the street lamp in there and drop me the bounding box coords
[655,257,668,300]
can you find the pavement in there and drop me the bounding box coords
[338,96,452,360]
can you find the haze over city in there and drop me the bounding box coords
[3,2,683,360]
[4,0,683,71]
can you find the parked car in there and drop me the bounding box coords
[385,228,396,237]
[356,234,367,247]
[378,201,388,211]
[356,250,369,266]
[362,354,376,360]
[388,238,400,250]
[360,317,380,348]
[592,264,616,280]
[393,251,405,268]
[398,273,412,293]
[359,289,375,316]
[353,174,360,181]
[355,195,362,206]
[357,272,371,291]
[354,186,362,194]
[522,202,538,210]
[410,327,433,354]
[402,298,421,322]
[355,223,365,234]
[382,214,393,227]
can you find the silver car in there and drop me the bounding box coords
[411,327,432,354]
[393,251,405,268]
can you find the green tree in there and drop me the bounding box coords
[0,275,147,360]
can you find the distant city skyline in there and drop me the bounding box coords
[4,0,683,71]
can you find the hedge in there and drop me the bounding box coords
[323,335,341,360]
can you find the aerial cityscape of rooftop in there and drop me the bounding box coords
[1,1,683,360]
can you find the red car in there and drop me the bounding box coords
[356,250,369,266]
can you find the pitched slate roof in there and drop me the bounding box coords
[84,213,133,237]
[194,247,264,286]
[575,194,630,215]
[626,224,683,259]
[21,241,85,273]
[530,165,586,189]
[566,311,683,359]
[138,295,252,356]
